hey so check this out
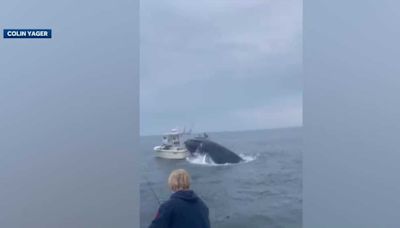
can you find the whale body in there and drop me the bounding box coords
[184,137,243,164]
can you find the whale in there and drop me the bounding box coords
[184,137,243,164]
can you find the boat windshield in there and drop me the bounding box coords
[162,134,182,146]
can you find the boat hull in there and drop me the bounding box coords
[154,147,188,159]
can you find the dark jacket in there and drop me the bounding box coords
[149,190,210,228]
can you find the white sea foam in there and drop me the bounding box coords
[186,153,257,166]
[239,153,257,163]
[186,153,216,166]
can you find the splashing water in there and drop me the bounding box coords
[186,153,257,166]
[186,153,215,165]
[239,153,257,163]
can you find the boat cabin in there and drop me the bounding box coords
[162,129,184,147]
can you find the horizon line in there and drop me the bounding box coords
[140,125,302,137]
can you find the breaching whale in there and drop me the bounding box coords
[184,137,243,164]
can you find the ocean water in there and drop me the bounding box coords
[140,127,302,228]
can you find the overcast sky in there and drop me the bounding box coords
[140,0,302,135]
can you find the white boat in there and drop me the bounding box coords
[153,128,189,159]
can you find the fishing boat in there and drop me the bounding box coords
[153,128,189,159]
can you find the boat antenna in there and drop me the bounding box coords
[144,176,161,205]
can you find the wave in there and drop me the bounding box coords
[186,153,257,166]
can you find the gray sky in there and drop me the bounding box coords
[140,0,302,135]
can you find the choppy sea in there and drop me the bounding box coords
[140,127,302,228]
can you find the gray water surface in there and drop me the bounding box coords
[140,127,302,228]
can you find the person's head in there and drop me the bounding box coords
[168,169,191,192]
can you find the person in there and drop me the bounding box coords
[149,169,210,228]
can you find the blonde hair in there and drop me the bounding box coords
[168,169,191,192]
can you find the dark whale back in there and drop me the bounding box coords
[184,138,243,164]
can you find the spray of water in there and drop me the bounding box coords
[186,153,257,166]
